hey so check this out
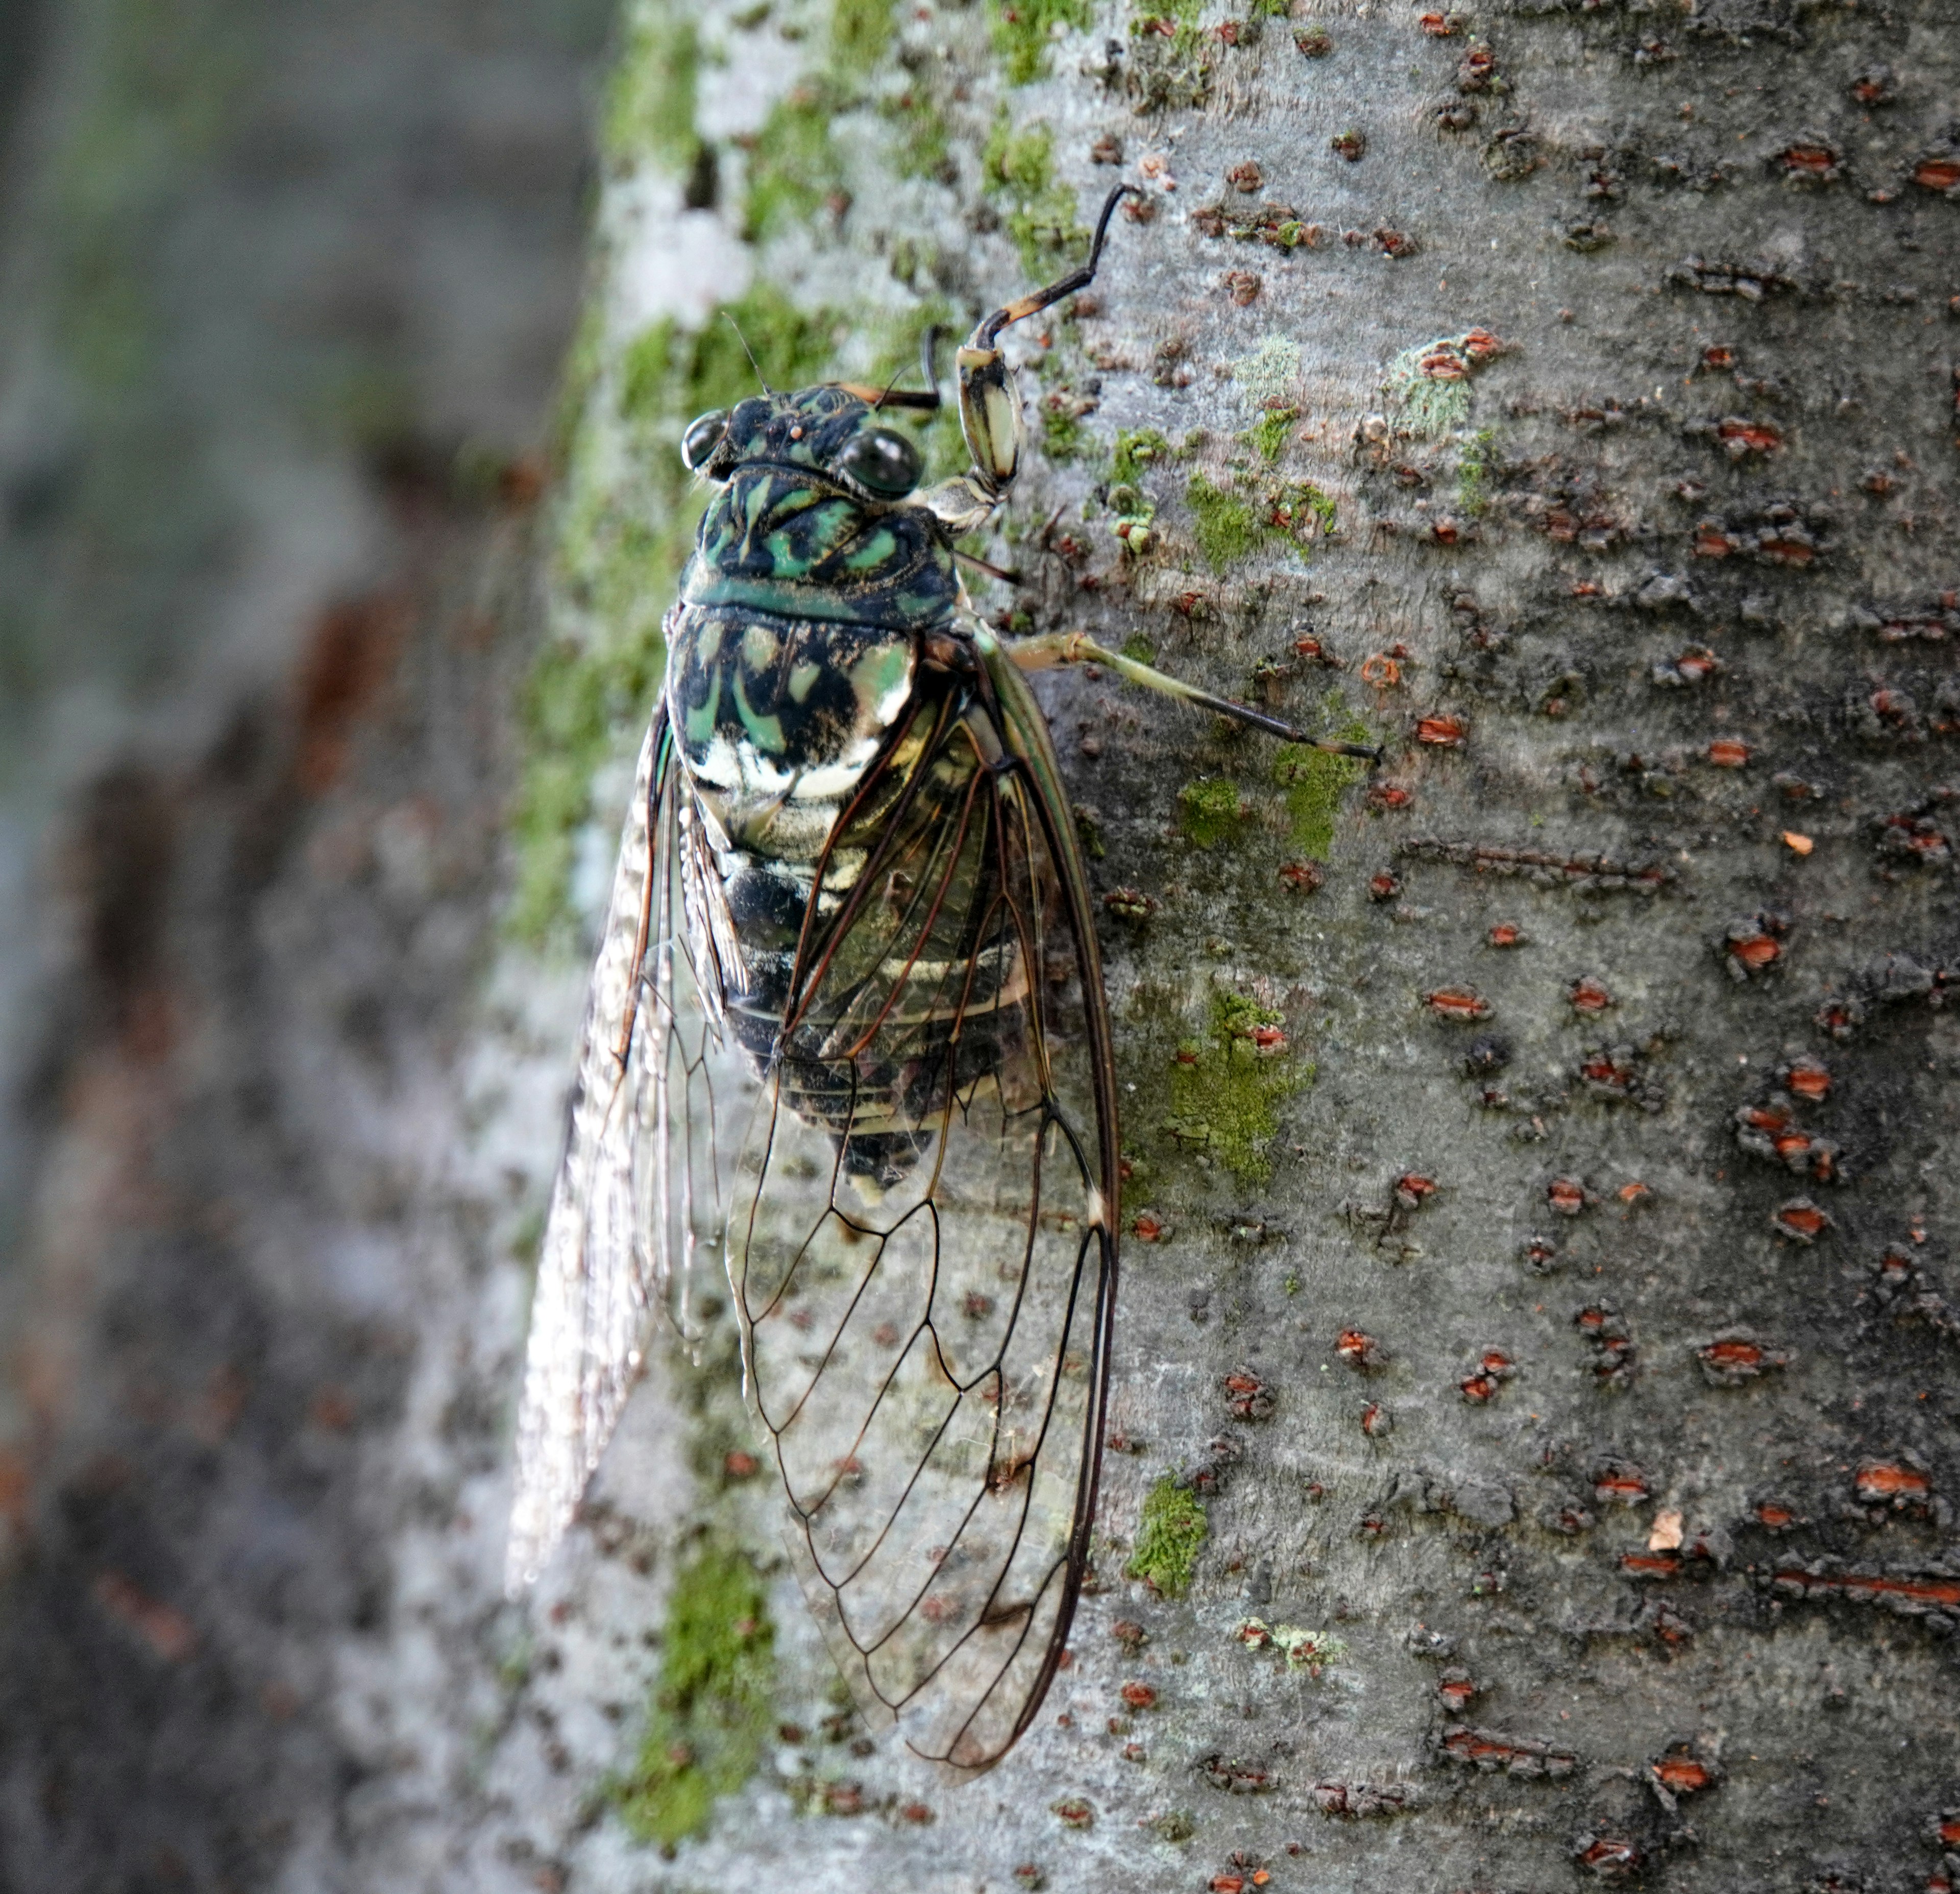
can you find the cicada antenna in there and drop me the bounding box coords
[857,324,945,412]
[722,311,773,396]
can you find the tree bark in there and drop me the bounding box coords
[502,0,1960,1885]
[7,0,1960,1886]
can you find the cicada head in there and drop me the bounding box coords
[683,385,924,505]
[680,385,954,626]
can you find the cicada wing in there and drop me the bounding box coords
[731,664,1119,1775]
[507,708,740,1592]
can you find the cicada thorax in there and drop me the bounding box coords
[667,474,1052,1199]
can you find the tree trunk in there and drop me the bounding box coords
[8,0,1960,1886]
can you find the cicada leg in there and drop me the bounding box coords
[1006,630,1384,762]
[918,185,1138,538]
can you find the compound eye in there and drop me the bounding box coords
[836,427,922,499]
[681,408,730,474]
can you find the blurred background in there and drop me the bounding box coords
[0,1,614,1883]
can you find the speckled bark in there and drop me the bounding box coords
[6,0,1959,1887]
[501,0,1960,1887]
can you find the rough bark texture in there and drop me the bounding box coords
[0,1,610,1885]
[5,0,1960,1888]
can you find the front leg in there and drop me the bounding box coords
[918,185,1138,538]
[1008,630,1384,762]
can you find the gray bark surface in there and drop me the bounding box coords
[4,0,1960,1888]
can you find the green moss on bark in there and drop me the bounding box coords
[832,0,897,67]
[982,116,1084,274]
[746,78,850,243]
[604,12,700,173]
[1243,406,1298,463]
[1164,991,1307,1184]
[1177,777,1246,847]
[616,1541,776,1847]
[1455,427,1495,516]
[1272,714,1371,858]
[992,0,1092,85]
[1128,1478,1207,1595]
[1185,473,1261,570]
[1111,427,1170,485]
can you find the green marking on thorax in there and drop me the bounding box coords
[842,526,898,571]
[684,668,725,745]
[741,622,779,670]
[732,667,786,752]
[849,640,913,720]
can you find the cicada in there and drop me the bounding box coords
[509,187,1376,1773]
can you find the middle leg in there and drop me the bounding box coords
[1005,631,1384,762]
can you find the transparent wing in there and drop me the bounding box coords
[507,708,738,1591]
[732,662,1120,1774]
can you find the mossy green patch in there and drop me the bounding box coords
[982,116,1083,274]
[604,13,700,173]
[1289,481,1338,537]
[1243,406,1298,464]
[884,91,951,182]
[1164,991,1307,1184]
[619,286,841,464]
[1455,427,1495,516]
[695,285,841,412]
[832,0,897,67]
[1125,0,1213,109]
[1041,396,1088,462]
[1273,714,1371,857]
[616,1542,776,1848]
[1185,473,1263,570]
[508,633,659,946]
[992,0,1093,85]
[1128,1477,1207,1595]
[1111,427,1171,486]
[619,318,677,425]
[745,78,849,242]
[1177,777,1246,847]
